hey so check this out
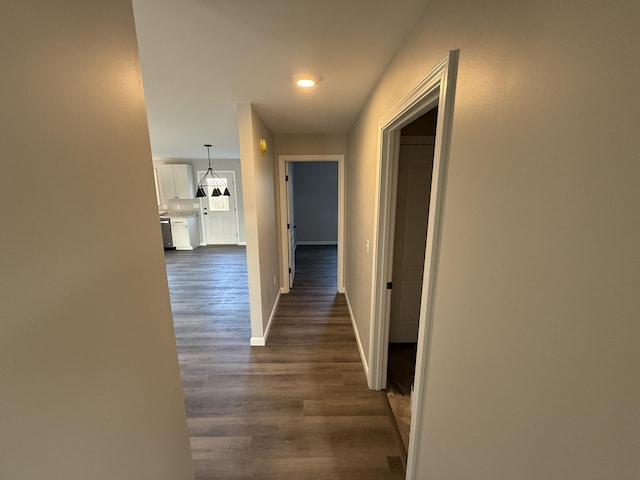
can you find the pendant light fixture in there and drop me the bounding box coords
[195,144,231,198]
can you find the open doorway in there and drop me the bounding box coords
[285,161,339,289]
[369,51,458,479]
[385,107,438,453]
[278,155,345,294]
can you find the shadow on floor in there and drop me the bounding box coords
[386,342,417,453]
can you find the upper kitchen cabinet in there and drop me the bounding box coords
[158,164,194,200]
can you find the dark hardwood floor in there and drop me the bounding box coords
[165,245,405,480]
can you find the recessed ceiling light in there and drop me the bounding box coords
[292,73,321,88]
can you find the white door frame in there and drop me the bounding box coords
[197,170,241,245]
[277,155,345,294]
[368,51,459,479]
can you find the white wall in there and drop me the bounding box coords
[0,2,194,479]
[275,133,347,156]
[347,0,640,478]
[292,162,338,244]
[153,157,246,243]
[238,103,280,343]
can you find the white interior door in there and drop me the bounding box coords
[285,163,296,288]
[197,170,239,245]
[389,138,435,342]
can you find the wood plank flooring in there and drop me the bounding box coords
[165,245,405,480]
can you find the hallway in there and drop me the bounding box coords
[165,245,405,480]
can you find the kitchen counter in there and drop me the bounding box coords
[160,211,199,218]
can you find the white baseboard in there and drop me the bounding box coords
[250,291,281,347]
[296,241,338,246]
[263,291,280,343]
[344,289,369,381]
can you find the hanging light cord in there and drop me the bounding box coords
[198,144,224,187]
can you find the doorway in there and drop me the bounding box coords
[197,170,240,245]
[278,155,345,294]
[385,108,437,454]
[286,161,339,288]
[369,51,458,479]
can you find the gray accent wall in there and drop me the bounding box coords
[292,162,338,244]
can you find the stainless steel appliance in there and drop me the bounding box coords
[160,217,174,249]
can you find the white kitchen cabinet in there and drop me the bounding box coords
[170,216,199,250]
[159,164,194,200]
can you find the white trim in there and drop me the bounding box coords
[368,51,459,479]
[238,241,246,246]
[249,291,281,346]
[296,241,338,246]
[277,154,345,294]
[344,289,369,378]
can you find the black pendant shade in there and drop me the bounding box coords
[195,144,232,198]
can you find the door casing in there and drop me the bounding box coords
[369,50,459,479]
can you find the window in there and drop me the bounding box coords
[205,177,229,211]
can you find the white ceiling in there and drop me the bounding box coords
[132,0,429,160]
